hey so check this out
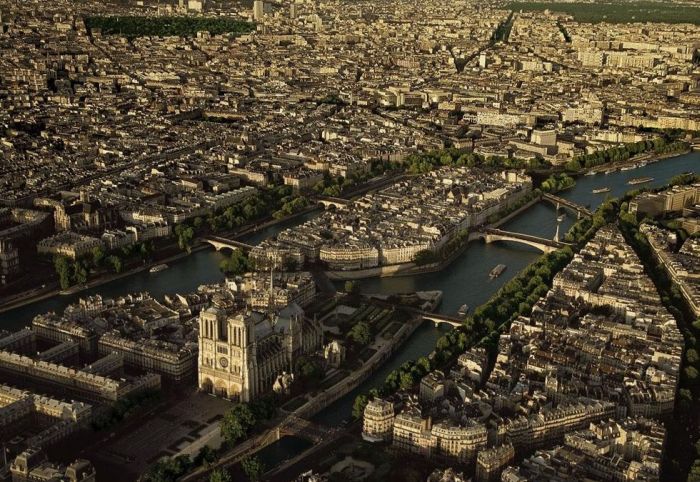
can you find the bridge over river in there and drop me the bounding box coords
[365,296,464,327]
[201,192,590,257]
[181,415,341,482]
[201,236,255,253]
[541,192,593,218]
[470,227,570,254]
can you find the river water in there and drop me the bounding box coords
[0,210,321,332]
[0,152,697,457]
[314,151,698,425]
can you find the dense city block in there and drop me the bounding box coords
[0,0,698,481]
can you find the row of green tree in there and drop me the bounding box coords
[272,195,310,219]
[202,186,299,236]
[402,148,549,174]
[172,186,306,254]
[311,164,390,198]
[143,446,264,482]
[491,12,514,43]
[565,136,690,172]
[143,454,263,482]
[85,16,256,38]
[144,453,264,482]
[142,455,194,482]
[53,241,155,290]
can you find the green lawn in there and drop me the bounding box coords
[85,16,256,38]
[506,1,700,24]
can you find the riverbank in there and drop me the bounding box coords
[0,206,322,315]
[179,310,427,481]
[0,242,212,315]
[58,243,212,296]
[293,313,425,419]
[326,241,470,281]
[582,147,691,176]
[326,195,543,281]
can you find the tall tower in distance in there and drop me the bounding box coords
[253,0,264,21]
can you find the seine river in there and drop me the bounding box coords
[0,152,697,454]
[314,151,699,425]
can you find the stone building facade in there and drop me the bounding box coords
[198,302,322,402]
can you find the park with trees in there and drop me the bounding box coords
[539,173,575,193]
[219,250,252,276]
[52,240,156,290]
[505,1,700,25]
[85,16,256,38]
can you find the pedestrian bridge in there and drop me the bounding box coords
[201,236,255,252]
[471,228,569,254]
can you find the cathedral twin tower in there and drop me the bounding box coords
[198,297,322,402]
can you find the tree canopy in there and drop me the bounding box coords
[85,16,256,38]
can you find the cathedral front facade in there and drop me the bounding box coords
[198,302,322,402]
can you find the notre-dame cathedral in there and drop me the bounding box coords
[197,282,322,402]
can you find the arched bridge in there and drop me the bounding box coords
[417,311,463,328]
[202,236,255,252]
[315,196,350,209]
[541,193,593,218]
[471,228,569,254]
